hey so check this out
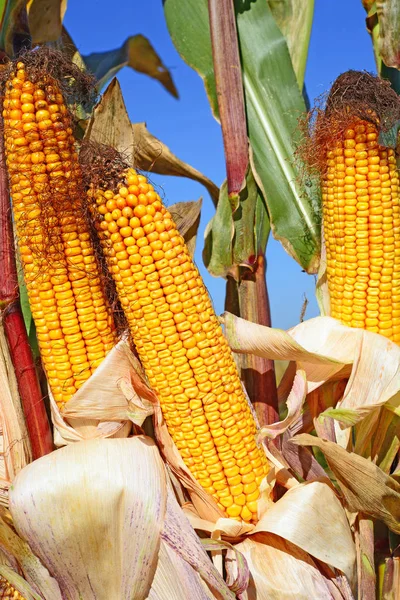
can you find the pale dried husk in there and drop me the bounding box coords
[6,437,236,599]
[222,313,400,430]
[47,314,360,598]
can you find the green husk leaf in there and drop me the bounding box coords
[203,166,269,279]
[83,34,178,96]
[318,407,360,428]
[378,119,400,148]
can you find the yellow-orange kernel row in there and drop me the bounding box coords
[0,576,25,599]
[87,169,269,522]
[322,121,400,343]
[2,62,117,405]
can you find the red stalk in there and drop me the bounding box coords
[208,0,249,196]
[208,0,278,427]
[225,256,279,428]
[0,135,53,460]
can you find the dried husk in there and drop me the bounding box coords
[8,437,235,599]
[222,313,400,428]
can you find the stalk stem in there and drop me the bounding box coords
[225,255,278,429]
[208,0,248,196]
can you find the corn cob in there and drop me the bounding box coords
[87,168,269,522]
[2,62,117,406]
[323,121,400,343]
[0,576,25,599]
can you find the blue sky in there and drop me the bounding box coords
[64,0,376,330]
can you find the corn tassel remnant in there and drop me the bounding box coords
[2,61,117,406]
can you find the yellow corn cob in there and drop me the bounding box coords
[87,168,269,522]
[323,121,400,342]
[0,576,25,599]
[2,61,117,406]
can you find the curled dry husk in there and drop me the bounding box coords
[51,314,358,599]
[222,313,400,431]
[4,437,236,600]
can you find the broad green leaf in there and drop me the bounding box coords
[83,34,178,97]
[203,167,269,279]
[268,0,315,88]
[164,0,218,118]
[164,0,320,273]
[132,122,219,205]
[238,0,320,273]
[0,0,29,56]
[26,0,67,44]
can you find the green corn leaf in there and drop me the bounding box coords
[267,0,315,89]
[164,0,321,273]
[0,0,29,56]
[203,166,269,279]
[318,407,360,428]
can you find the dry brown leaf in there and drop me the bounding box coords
[84,78,133,158]
[293,434,400,533]
[237,536,350,600]
[169,199,202,258]
[27,0,67,44]
[132,123,219,205]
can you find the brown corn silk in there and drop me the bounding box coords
[2,58,118,407]
[304,71,400,342]
[0,576,25,599]
[86,166,269,522]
